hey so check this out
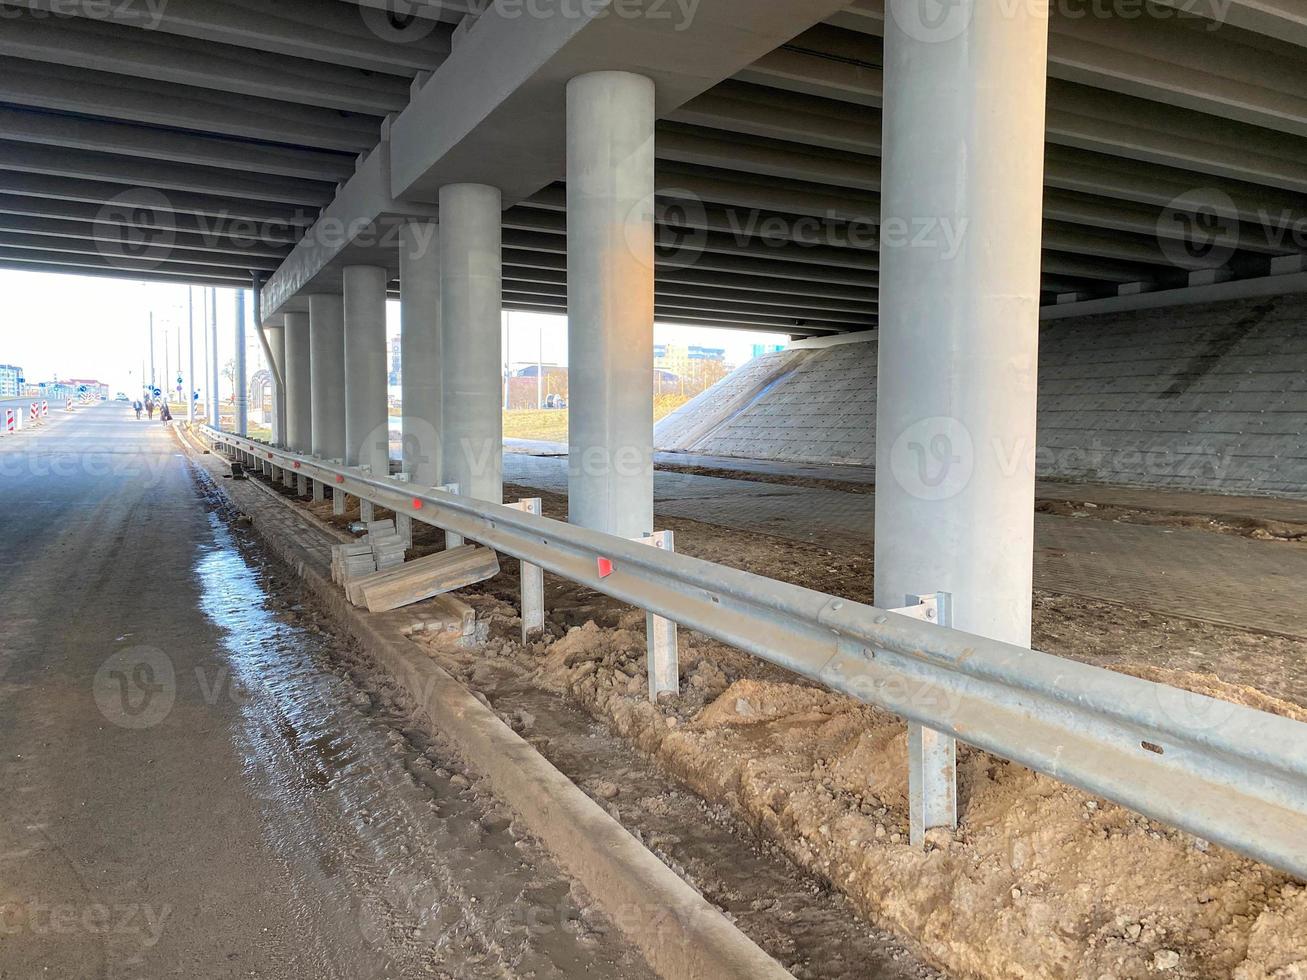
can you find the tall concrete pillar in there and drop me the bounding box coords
[187,288,197,423]
[565,71,655,537]
[284,310,312,453]
[234,289,247,435]
[209,289,220,427]
[266,318,286,446]
[400,220,442,487]
[343,265,390,476]
[439,184,502,503]
[309,293,346,461]
[874,4,1049,646]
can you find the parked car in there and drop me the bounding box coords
[115,393,129,401]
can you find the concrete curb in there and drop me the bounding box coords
[187,437,792,980]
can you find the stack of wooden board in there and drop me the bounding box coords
[331,520,406,585]
[331,541,376,585]
[346,545,501,612]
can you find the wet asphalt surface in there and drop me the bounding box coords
[0,405,654,979]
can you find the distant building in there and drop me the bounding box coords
[750,343,786,358]
[388,335,402,386]
[0,364,23,398]
[654,343,727,393]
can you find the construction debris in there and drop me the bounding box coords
[351,545,500,613]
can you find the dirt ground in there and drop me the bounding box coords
[291,481,1307,980]
[653,464,1307,545]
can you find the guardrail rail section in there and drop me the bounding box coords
[200,425,1307,880]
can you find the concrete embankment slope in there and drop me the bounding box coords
[655,295,1307,496]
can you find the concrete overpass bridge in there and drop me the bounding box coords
[4,0,1306,614]
[3,2,1307,976]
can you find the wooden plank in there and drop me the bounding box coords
[363,546,500,613]
[343,546,477,606]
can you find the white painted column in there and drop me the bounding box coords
[209,289,221,427]
[309,293,346,461]
[566,71,655,538]
[343,265,390,477]
[187,288,197,423]
[234,289,247,435]
[400,219,442,488]
[439,183,502,504]
[284,310,312,454]
[875,7,1049,643]
[265,318,286,446]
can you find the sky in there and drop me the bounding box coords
[0,270,789,397]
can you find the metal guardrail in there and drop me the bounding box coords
[201,425,1307,879]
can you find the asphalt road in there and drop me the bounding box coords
[0,403,653,979]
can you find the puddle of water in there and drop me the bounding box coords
[191,502,656,980]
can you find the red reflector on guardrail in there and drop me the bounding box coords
[412,499,423,510]
[597,557,613,578]
[292,461,301,469]
[334,475,344,484]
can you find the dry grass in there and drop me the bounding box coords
[501,395,693,443]
[502,409,569,442]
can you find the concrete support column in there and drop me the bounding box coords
[565,71,656,537]
[400,219,442,488]
[234,289,247,435]
[284,311,312,454]
[309,293,346,461]
[209,289,220,427]
[439,184,502,503]
[874,5,1050,646]
[343,265,390,477]
[266,318,286,446]
[187,289,197,424]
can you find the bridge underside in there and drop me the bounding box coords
[0,0,1303,332]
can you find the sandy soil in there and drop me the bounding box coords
[287,480,1307,979]
[651,465,1307,544]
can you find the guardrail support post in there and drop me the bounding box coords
[508,498,545,642]
[635,530,679,700]
[893,592,958,847]
[437,483,464,549]
[296,473,308,496]
[394,472,413,547]
[312,477,325,503]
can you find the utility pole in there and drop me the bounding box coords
[537,323,544,410]
[148,312,155,389]
[503,313,512,411]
